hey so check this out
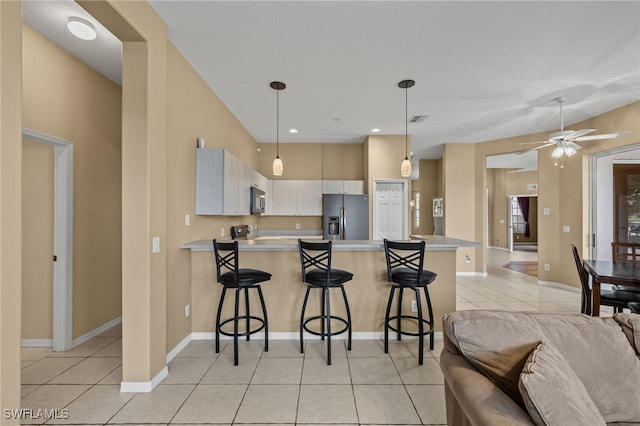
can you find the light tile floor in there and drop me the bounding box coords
[21,248,593,425]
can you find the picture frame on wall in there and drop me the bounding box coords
[433,197,443,217]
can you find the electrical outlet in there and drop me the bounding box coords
[295,223,301,230]
[185,214,190,226]
[544,264,550,271]
[152,237,160,253]
[411,300,418,312]
[221,227,225,237]
[185,304,190,317]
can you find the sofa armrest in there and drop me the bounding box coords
[440,348,535,426]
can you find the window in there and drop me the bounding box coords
[511,198,526,233]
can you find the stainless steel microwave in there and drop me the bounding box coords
[250,186,265,215]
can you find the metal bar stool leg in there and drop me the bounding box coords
[340,284,352,351]
[215,286,227,354]
[244,287,251,341]
[300,286,311,354]
[384,286,396,354]
[325,287,332,365]
[257,285,269,352]
[396,287,404,340]
[415,288,424,365]
[233,288,240,366]
[424,286,434,350]
[320,287,326,341]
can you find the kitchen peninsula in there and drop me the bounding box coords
[181,236,479,335]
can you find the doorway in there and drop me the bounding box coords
[508,195,538,252]
[590,145,640,260]
[21,128,73,352]
[372,180,409,240]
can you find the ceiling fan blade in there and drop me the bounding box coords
[516,142,555,155]
[519,140,551,145]
[565,129,596,140]
[566,141,582,151]
[575,131,632,142]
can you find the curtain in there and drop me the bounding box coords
[517,197,531,237]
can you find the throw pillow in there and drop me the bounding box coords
[518,341,606,426]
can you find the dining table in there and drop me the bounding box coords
[583,259,640,316]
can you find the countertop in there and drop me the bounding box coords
[181,235,480,251]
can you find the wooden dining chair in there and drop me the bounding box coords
[571,244,640,314]
[612,242,640,264]
[611,242,640,294]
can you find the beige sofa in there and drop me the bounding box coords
[440,310,640,426]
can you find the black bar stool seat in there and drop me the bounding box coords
[383,239,436,365]
[213,239,270,365]
[298,239,353,365]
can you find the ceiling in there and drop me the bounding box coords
[22,1,640,174]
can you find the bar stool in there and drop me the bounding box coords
[383,239,436,365]
[212,239,271,365]
[298,239,353,365]
[629,302,640,314]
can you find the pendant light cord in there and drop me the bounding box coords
[405,84,409,160]
[276,88,280,158]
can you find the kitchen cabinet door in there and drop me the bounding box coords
[222,151,240,215]
[195,148,224,215]
[270,180,298,215]
[297,180,323,215]
[343,180,364,194]
[322,180,344,194]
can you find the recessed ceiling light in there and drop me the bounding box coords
[371,128,381,133]
[67,17,97,41]
[289,128,298,134]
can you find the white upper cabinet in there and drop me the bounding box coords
[196,148,257,216]
[270,180,322,216]
[322,180,364,194]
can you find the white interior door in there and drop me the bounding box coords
[373,181,407,240]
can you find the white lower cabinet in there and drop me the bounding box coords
[270,180,322,216]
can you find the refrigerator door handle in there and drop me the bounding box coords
[340,207,346,240]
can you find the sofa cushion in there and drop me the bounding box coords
[518,341,606,426]
[444,310,640,423]
[613,312,640,356]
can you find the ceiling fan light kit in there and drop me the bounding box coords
[517,95,631,168]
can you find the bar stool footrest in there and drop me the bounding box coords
[302,314,349,337]
[218,315,266,338]
[386,314,433,337]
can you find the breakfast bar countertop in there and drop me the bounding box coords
[181,235,480,251]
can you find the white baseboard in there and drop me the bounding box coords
[457,271,488,277]
[72,316,122,348]
[21,339,53,348]
[120,366,168,393]
[488,246,512,252]
[537,280,580,293]
[190,331,442,341]
[166,333,192,363]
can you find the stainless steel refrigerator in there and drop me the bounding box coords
[322,194,369,240]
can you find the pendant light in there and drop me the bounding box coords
[270,81,286,176]
[399,79,415,177]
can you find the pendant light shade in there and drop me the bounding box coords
[270,81,286,176]
[398,79,415,178]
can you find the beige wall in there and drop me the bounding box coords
[443,144,477,272]
[1,0,24,418]
[417,159,442,235]
[22,25,123,339]
[365,135,412,237]
[165,42,265,351]
[487,169,539,248]
[470,101,640,286]
[21,140,54,339]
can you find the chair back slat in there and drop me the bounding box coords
[612,242,640,263]
[213,239,239,283]
[571,244,591,315]
[298,239,333,285]
[383,239,426,282]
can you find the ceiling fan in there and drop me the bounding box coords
[518,96,631,167]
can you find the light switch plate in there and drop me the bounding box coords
[562,225,570,233]
[543,208,550,216]
[152,237,160,253]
